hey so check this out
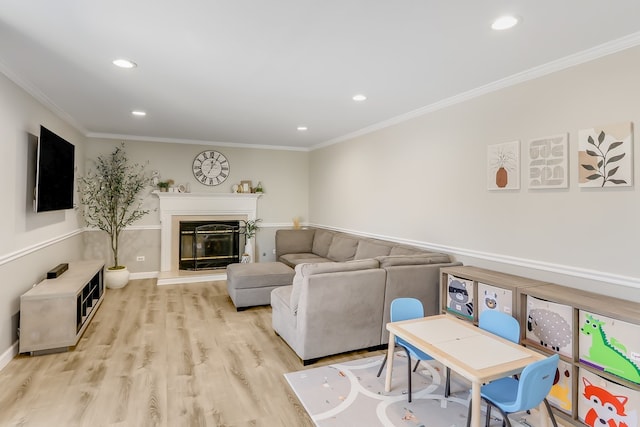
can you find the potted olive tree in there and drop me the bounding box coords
[78,144,151,288]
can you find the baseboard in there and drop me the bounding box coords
[0,340,19,372]
[129,271,159,280]
[156,271,227,286]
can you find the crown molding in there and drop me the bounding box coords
[313,31,640,151]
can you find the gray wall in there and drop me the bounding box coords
[309,45,640,301]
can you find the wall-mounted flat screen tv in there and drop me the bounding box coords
[34,126,75,212]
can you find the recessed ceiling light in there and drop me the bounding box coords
[131,110,146,116]
[297,126,308,131]
[491,15,519,30]
[113,58,137,69]
[352,94,367,102]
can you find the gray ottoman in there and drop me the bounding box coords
[226,262,295,310]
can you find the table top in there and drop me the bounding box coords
[387,314,545,384]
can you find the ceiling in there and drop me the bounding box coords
[1,1,640,150]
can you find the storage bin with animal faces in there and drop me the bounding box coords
[477,282,512,318]
[446,274,474,319]
[579,310,640,385]
[578,368,639,427]
[548,356,574,414]
[525,295,573,358]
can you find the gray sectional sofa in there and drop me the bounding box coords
[271,228,461,364]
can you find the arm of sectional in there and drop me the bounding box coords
[379,261,463,344]
[275,229,315,260]
[294,268,386,362]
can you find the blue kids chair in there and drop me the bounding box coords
[377,298,448,402]
[479,310,520,344]
[467,353,560,427]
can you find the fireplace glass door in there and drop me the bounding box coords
[179,221,240,270]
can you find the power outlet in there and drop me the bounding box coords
[272,249,276,254]
[136,256,145,262]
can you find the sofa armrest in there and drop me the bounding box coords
[296,268,386,361]
[275,229,316,260]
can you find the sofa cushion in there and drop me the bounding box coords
[279,253,330,268]
[376,253,451,268]
[275,229,315,258]
[389,245,424,256]
[226,262,294,289]
[354,239,392,259]
[312,229,335,257]
[289,259,379,315]
[327,235,359,261]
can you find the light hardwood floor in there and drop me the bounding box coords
[0,279,381,426]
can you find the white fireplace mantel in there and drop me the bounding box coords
[154,192,261,282]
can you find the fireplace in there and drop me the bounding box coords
[154,192,261,285]
[179,220,240,270]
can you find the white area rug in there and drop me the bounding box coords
[285,352,474,427]
[285,352,554,427]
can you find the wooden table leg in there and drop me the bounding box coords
[470,381,481,427]
[384,332,395,392]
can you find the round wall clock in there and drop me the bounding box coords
[192,150,230,186]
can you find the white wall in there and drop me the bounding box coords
[309,46,640,301]
[0,72,86,361]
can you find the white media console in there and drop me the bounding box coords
[19,260,105,355]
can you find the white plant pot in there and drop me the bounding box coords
[242,238,254,263]
[105,267,130,289]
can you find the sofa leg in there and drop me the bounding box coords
[303,358,320,366]
[367,344,387,352]
[236,306,249,312]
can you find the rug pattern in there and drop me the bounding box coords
[285,353,474,427]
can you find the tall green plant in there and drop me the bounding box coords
[78,144,151,268]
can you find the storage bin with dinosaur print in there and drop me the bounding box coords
[579,310,640,385]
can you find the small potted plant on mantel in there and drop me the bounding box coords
[78,144,151,288]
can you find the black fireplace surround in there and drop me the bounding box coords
[179,220,240,270]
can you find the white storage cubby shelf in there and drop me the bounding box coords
[439,265,545,325]
[19,260,105,355]
[519,284,640,426]
[439,265,640,426]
